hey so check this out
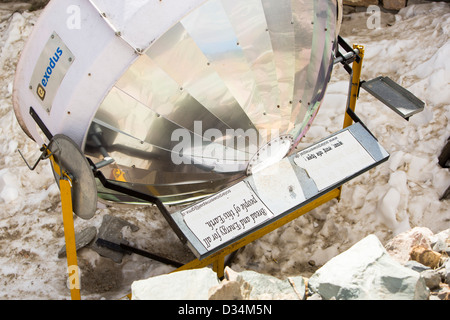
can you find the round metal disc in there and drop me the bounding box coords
[48,134,98,220]
[246,135,294,175]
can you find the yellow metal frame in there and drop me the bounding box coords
[343,44,365,129]
[52,44,365,299]
[60,178,81,300]
[338,44,364,198]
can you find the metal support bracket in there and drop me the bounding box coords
[334,35,361,74]
[91,166,188,245]
[18,144,54,171]
[335,38,425,122]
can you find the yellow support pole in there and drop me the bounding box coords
[339,44,365,200]
[46,148,81,300]
[212,255,225,279]
[343,44,365,129]
[60,178,81,300]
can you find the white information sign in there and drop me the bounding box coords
[182,181,274,251]
[293,130,376,191]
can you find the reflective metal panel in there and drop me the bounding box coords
[116,55,232,137]
[145,22,260,149]
[289,0,314,130]
[221,0,281,128]
[290,0,338,142]
[85,0,341,205]
[181,0,280,130]
[296,0,329,125]
[261,0,296,128]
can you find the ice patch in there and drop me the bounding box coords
[0,168,19,204]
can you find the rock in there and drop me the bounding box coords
[410,246,442,269]
[57,226,97,258]
[421,269,442,290]
[432,238,448,253]
[208,267,252,300]
[208,267,307,300]
[241,271,305,300]
[382,0,407,11]
[130,227,449,300]
[308,234,430,300]
[208,279,250,300]
[89,214,139,263]
[437,284,450,300]
[307,293,323,300]
[431,228,450,254]
[131,268,219,300]
[287,276,307,300]
[385,227,434,264]
[444,259,450,285]
[132,265,306,300]
[404,260,430,273]
[0,0,49,11]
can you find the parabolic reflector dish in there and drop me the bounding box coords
[14,0,343,206]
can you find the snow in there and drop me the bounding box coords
[0,2,449,299]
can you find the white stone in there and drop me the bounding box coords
[308,234,430,300]
[240,269,305,300]
[385,227,434,264]
[444,259,450,285]
[131,268,219,300]
[208,267,252,300]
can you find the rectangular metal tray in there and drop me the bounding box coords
[361,76,425,119]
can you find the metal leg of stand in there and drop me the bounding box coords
[212,255,225,279]
[60,178,81,300]
[339,44,365,200]
[343,44,365,129]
